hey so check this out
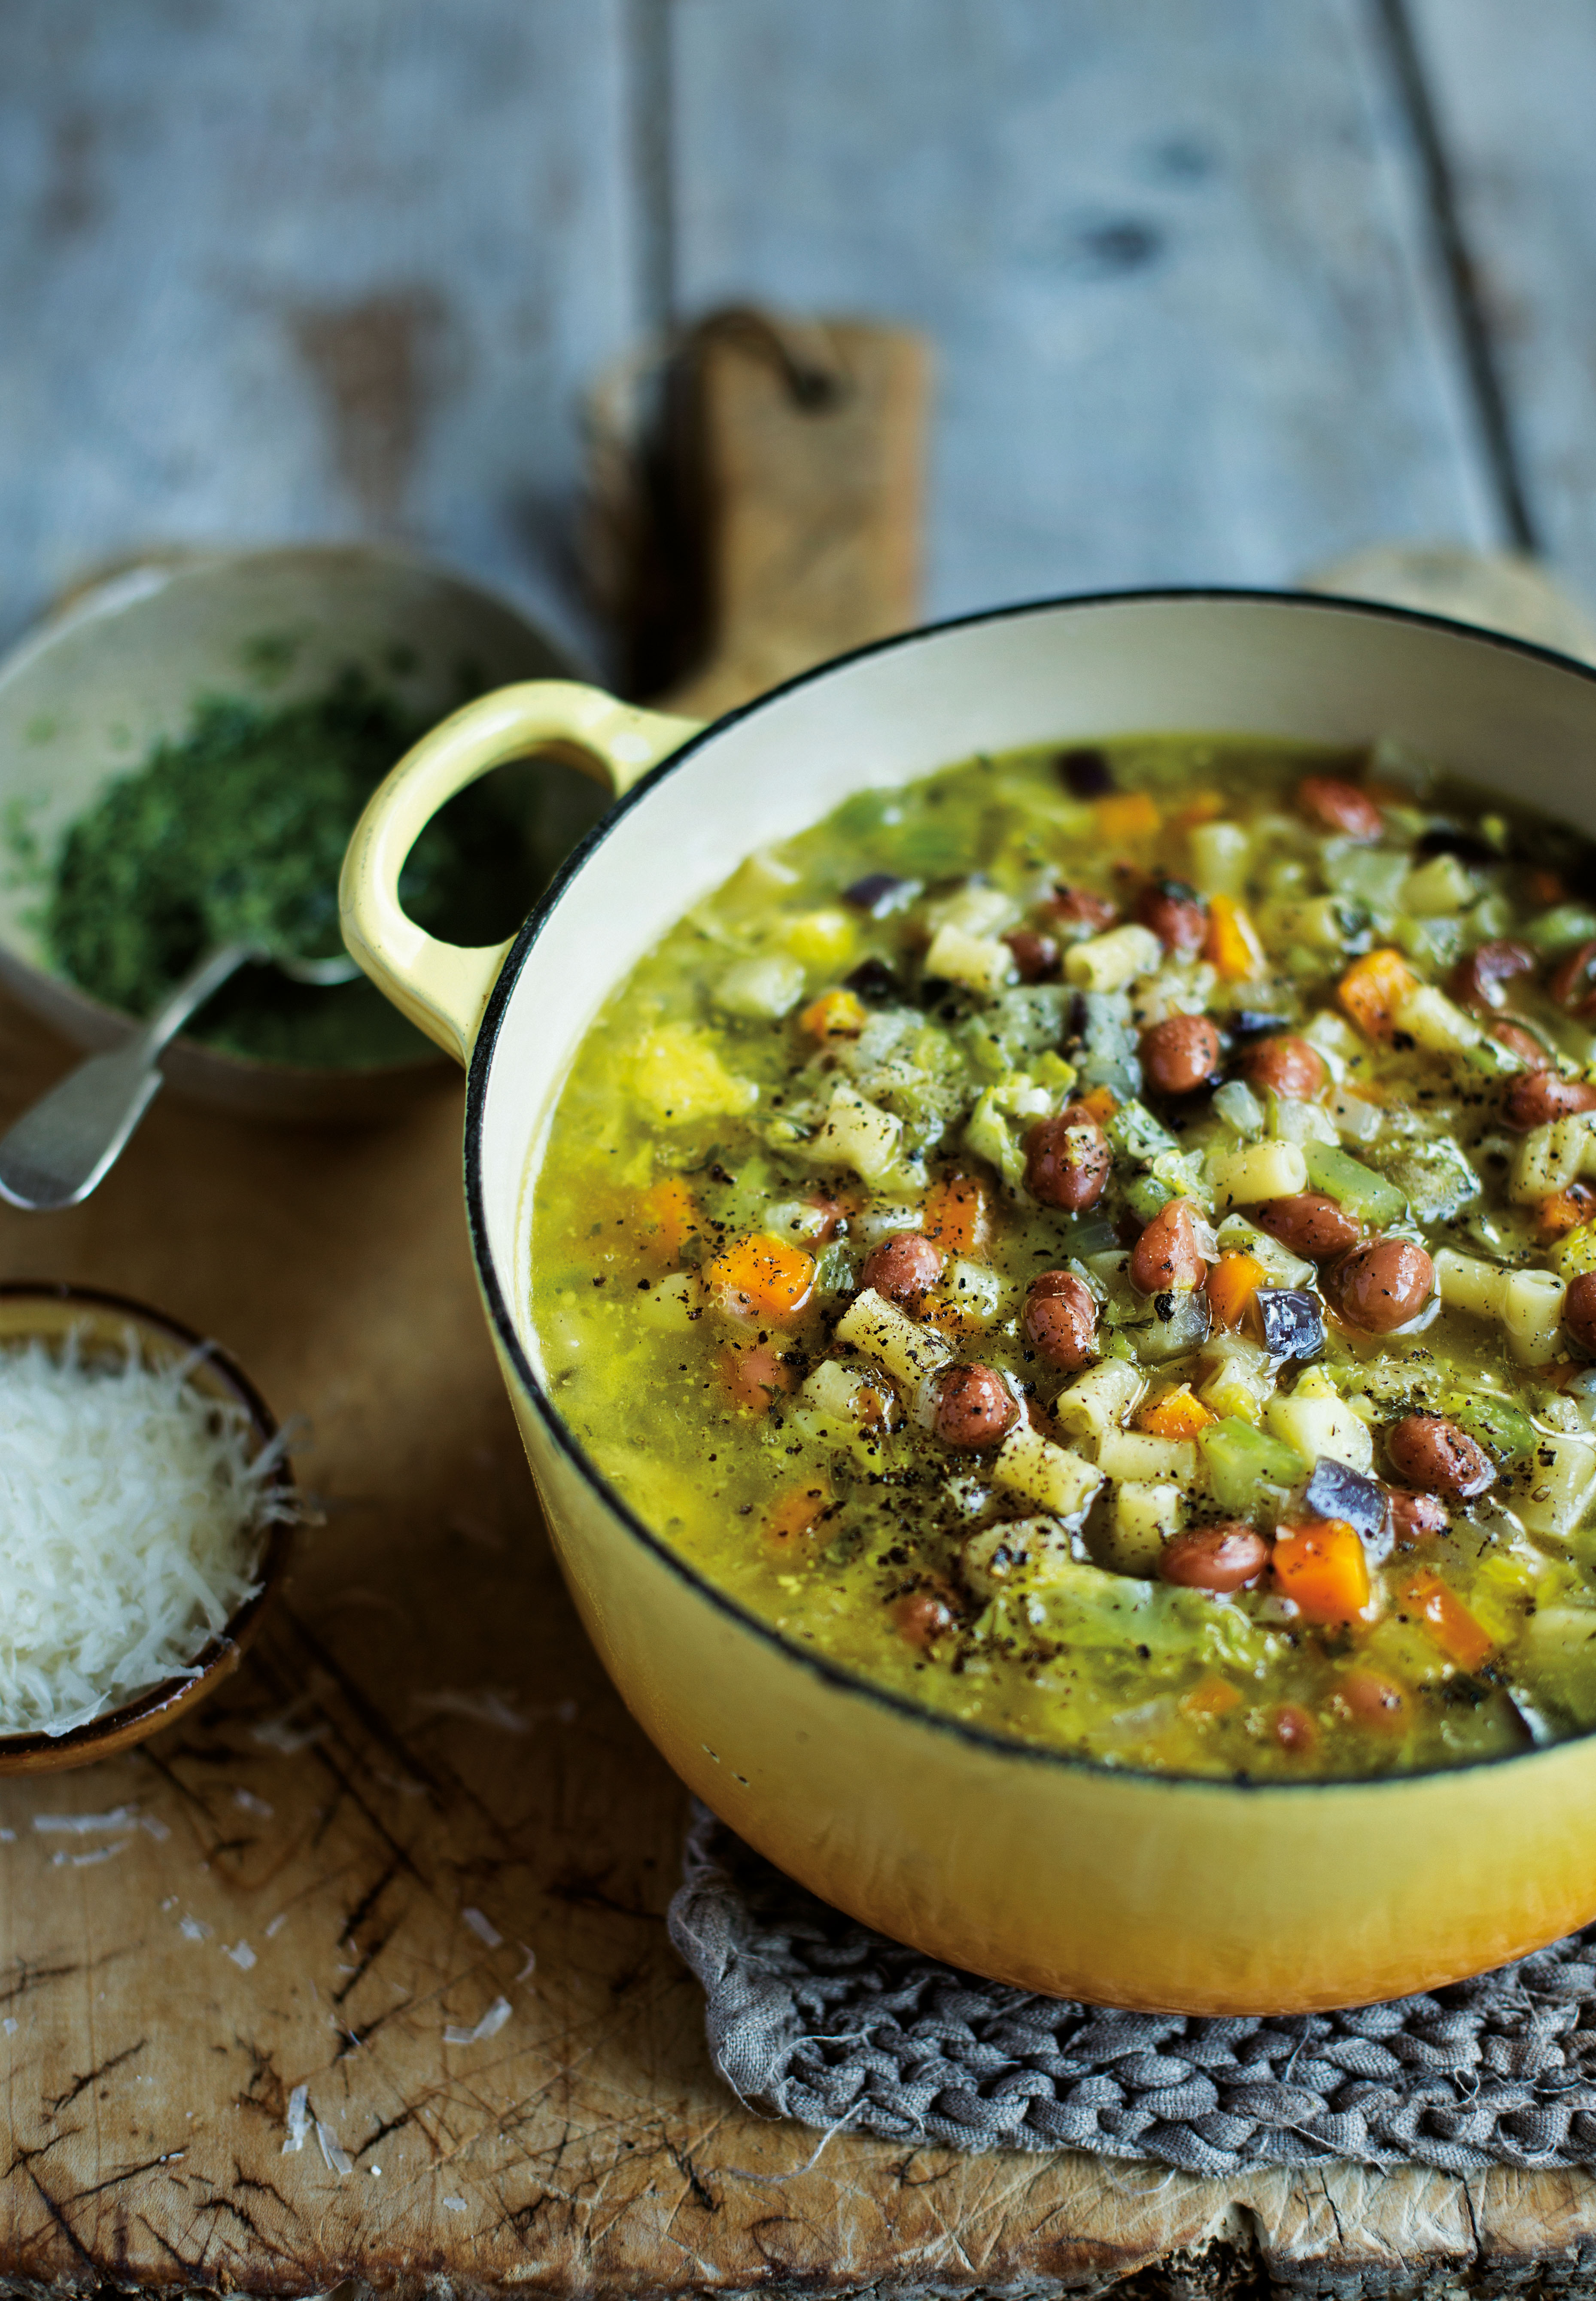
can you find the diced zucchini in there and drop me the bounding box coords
[1330,1087,1383,1144]
[1213,1079,1265,1137]
[1301,1141,1408,1226]
[1136,1287,1214,1362]
[1124,1173,1175,1224]
[1524,904,1596,957]
[1401,852,1477,916]
[1199,1333,1276,1422]
[1268,1093,1338,1148]
[1198,1418,1305,1513]
[1322,843,1411,910]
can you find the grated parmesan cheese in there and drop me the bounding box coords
[0,1332,289,1738]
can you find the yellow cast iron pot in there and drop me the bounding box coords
[341,590,1596,2015]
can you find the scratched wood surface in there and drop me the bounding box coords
[6,1,1596,2293]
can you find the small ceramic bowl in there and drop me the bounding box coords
[0,1283,295,1776]
[0,544,588,1123]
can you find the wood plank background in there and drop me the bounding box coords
[4,4,1596,2294]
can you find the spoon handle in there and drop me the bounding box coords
[0,942,255,1211]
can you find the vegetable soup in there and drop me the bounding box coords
[530,734,1596,1779]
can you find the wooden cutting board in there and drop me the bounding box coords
[2,316,1593,2299]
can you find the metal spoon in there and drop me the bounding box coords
[0,942,359,1211]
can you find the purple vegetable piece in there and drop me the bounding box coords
[1254,1288,1325,1362]
[845,957,905,1009]
[1228,1010,1292,1039]
[1056,745,1115,797]
[1303,1455,1386,1540]
[843,872,909,915]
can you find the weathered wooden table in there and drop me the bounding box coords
[6,5,1596,2294]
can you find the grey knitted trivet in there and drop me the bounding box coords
[668,1803,1596,2176]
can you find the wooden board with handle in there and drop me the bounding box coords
[3,316,1596,2299]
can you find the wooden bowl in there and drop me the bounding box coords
[0,1283,295,1775]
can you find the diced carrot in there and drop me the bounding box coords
[800,988,867,1039]
[1337,948,1420,1041]
[762,1479,833,1553]
[706,1233,816,1322]
[924,1173,992,1258]
[1203,894,1265,982]
[635,1177,701,1266]
[1077,1085,1118,1124]
[718,1341,797,1413]
[1271,1520,1371,1624]
[1180,1678,1243,1722]
[1094,792,1161,844]
[1205,1251,1266,1330]
[1398,1570,1495,1673]
[1173,790,1224,828]
[1138,1386,1216,1441]
[1538,1184,1596,1241]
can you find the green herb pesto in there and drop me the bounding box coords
[42,671,544,1067]
[531,732,1596,1782]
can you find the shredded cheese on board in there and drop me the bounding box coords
[0,1334,287,1737]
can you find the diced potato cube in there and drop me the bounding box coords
[1516,1430,1596,1538]
[923,884,1016,939]
[1330,1088,1383,1144]
[1096,1430,1199,1483]
[1265,1376,1374,1472]
[714,955,808,1018]
[992,1424,1104,1525]
[833,1288,953,1387]
[1188,820,1250,897]
[1401,852,1477,916]
[810,1083,903,1181]
[1063,922,1163,993]
[924,921,1014,994]
[1207,1139,1308,1209]
[783,909,857,967]
[638,1271,705,1331]
[1109,1480,1185,1575]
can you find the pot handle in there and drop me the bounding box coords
[339,681,703,1064]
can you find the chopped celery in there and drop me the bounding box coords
[1124,1173,1175,1224]
[1321,842,1411,910]
[1107,1099,1179,1165]
[1302,1142,1408,1226]
[1525,903,1596,957]
[1198,1418,1305,1514]
[1444,1391,1536,1464]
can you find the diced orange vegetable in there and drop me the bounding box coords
[924,1173,993,1258]
[762,1480,833,1553]
[1271,1520,1371,1624]
[1337,948,1420,1041]
[1398,1570,1495,1673]
[706,1233,815,1322]
[1538,1184,1596,1240]
[635,1177,701,1266]
[1094,792,1161,844]
[800,988,867,1039]
[718,1340,797,1413]
[1180,1678,1243,1722]
[1205,1251,1266,1330]
[1173,790,1224,827]
[1203,894,1265,982]
[1138,1386,1216,1441]
[1077,1085,1118,1124]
